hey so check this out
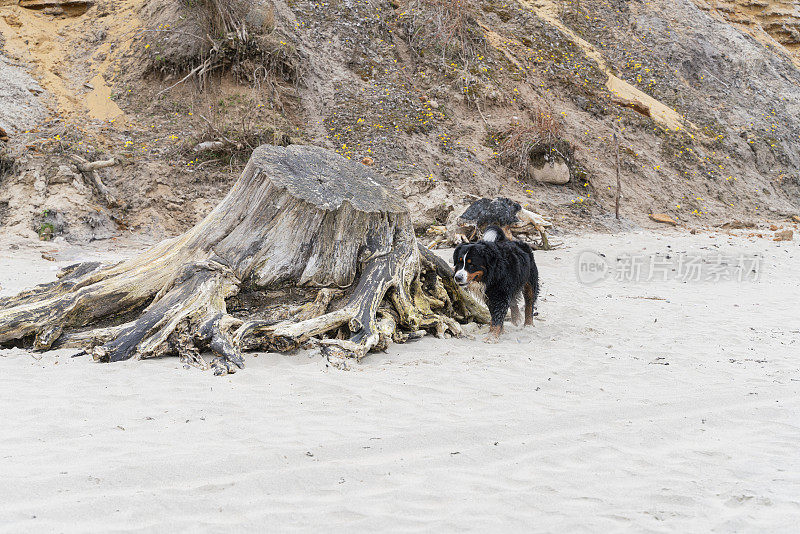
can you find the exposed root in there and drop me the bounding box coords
[320,309,397,369]
[417,244,490,323]
[233,244,487,366]
[173,322,208,370]
[93,259,241,365]
[289,288,343,321]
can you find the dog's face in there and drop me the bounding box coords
[453,243,489,287]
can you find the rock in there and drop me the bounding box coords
[51,164,78,184]
[428,99,439,109]
[649,213,678,226]
[33,170,47,194]
[71,177,88,193]
[361,156,374,166]
[75,210,116,242]
[774,229,793,241]
[719,220,755,229]
[528,160,570,185]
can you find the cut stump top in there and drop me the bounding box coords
[250,145,407,214]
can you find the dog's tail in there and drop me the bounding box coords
[482,225,507,243]
[530,256,540,308]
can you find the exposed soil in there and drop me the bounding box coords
[1,0,799,244]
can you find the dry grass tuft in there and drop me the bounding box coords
[143,0,305,95]
[495,108,572,177]
[405,0,484,63]
[194,0,248,39]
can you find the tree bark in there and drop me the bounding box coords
[0,145,487,373]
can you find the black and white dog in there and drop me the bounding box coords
[453,226,540,341]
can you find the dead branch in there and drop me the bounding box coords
[69,154,118,207]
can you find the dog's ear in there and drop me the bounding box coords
[453,244,464,266]
[481,243,501,285]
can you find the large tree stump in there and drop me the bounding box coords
[0,145,488,373]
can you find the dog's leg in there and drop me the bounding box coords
[523,283,535,326]
[486,324,503,343]
[485,292,512,343]
[510,301,521,326]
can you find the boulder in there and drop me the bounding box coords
[528,160,570,185]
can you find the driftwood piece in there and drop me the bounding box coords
[514,207,553,250]
[193,141,228,153]
[69,154,118,207]
[74,158,117,172]
[452,197,554,249]
[457,197,520,237]
[425,199,554,249]
[0,145,487,373]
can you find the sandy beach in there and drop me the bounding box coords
[1,228,799,532]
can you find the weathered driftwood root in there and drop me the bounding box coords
[514,206,555,250]
[91,259,244,374]
[0,145,488,373]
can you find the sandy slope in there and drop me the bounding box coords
[1,229,799,532]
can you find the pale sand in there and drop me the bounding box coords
[1,229,799,532]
